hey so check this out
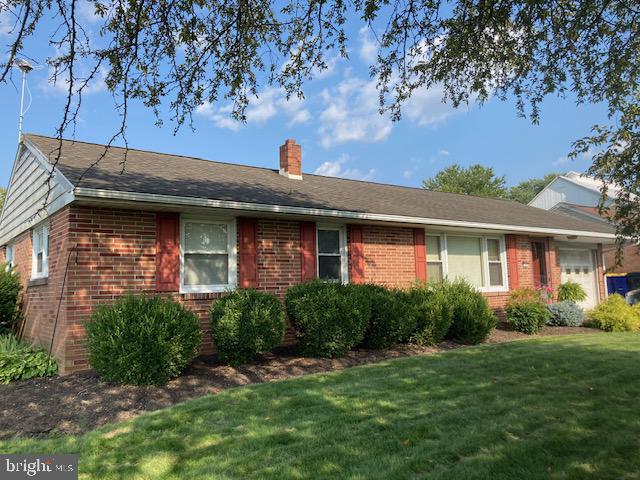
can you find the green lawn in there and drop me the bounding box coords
[3,333,640,479]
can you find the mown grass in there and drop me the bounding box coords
[2,333,640,479]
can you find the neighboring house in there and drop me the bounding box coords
[0,135,615,374]
[529,171,640,274]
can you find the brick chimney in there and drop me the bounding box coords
[279,139,302,179]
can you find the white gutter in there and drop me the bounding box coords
[74,187,618,240]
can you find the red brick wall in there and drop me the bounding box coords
[257,219,301,297]
[63,209,305,371]
[361,225,416,288]
[3,208,73,367]
[603,243,640,274]
[6,204,604,374]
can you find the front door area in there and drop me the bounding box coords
[531,241,549,288]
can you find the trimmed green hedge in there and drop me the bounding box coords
[359,285,416,350]
[211,289,285,365]
[286,281,371,358]
[408,282,454,345]
[444,280,497,344]
[86,295,202,385]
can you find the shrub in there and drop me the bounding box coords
[506,301,551,333]
[86,295,202,385]
[286,280,370,358]
[359,285,416,349]
[508,287,543,304]
[547,301,585,327]
[506,289,550,334]
[445,280,497,344]
[586,294,640,332]
[0,334,57,383]
[0,264,22,333]
[210,289,285,365]
[408,281,454,345]
[557,281,587,303]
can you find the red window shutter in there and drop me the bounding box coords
[348,225,365,284]
[414,228,427,282]
[300,222,317,281]
[505,234,519,290]
[238,218,259,288]
[156,212,180,292]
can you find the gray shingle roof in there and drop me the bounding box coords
[25,134,615,235]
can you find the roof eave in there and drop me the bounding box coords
[74,187,618,242]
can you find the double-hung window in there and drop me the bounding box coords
[181,217,237,293]
[317,225,348,283]
[426,232,508,291]
[426,235,444,282]
[31,223,49,279]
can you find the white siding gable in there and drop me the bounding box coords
[529,177,612,210]
[0,140,75,245]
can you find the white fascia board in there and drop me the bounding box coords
[74,187,618,241]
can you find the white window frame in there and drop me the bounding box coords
[316,224,349,284]
[426,234,445,281]
[31,222,49,279]
[179,215,237,293]
[427,231,509,292]
[5,243,15,267]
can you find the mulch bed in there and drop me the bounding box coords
[0,325,601,439]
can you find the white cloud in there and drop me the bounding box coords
[312,54,340,80]
[553,155,571,167]
[318,77,393,148]
[314,154,376,181]
[197,87,310,130]
[78,0,102,23]
[438,149,450,156]
[278,93,311,126]
[403,170,414,179]
[0,10,14,36]
[245,88,279,123]
[317,74,462,148]
[358,27,378,63]
[196,102,241,131]
[403,84,459,127]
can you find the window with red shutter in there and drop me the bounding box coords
[348,225,365,284]
[238,218,259,288]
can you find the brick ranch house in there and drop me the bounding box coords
[0,134,616,374]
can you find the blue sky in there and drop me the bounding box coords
[0,6,609,191]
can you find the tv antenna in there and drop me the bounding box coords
[14,58,34,142]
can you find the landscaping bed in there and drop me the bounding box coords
[0,324,600,439]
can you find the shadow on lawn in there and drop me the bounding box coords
[75,336,640,479]
[0,343,448,439]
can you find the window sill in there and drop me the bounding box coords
[179,284,237,295]
[479,287,509,294]
[28,277,48,287]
